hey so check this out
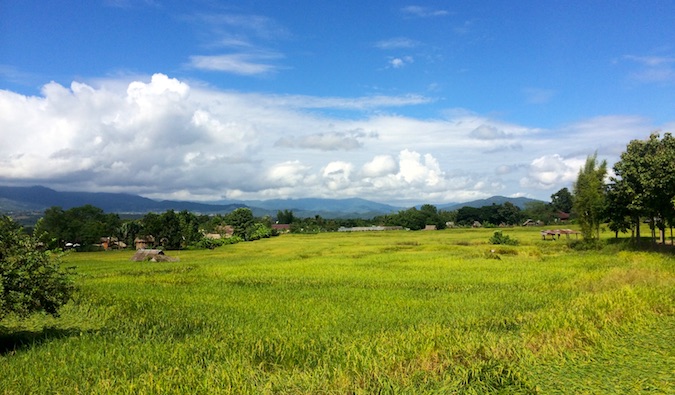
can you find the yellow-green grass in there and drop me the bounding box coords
[1,227,673,394]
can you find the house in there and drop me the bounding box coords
[556,211,570,222]
[472,221,482,228]
[271,224,291,233]
[423,225,437,231]
[99,236,126,250]
[134,235,156,250]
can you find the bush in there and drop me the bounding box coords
[488,231,519,246]
[1,216,75,320]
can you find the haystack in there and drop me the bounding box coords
[130,249,179,262]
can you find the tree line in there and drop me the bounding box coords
[34,206,278,251]
[574,132,675,244]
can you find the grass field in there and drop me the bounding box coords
[1,227,674,394]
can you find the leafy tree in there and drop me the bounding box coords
[521,201,554,224]
[227,208,255,239]
[276,209,295,224]
[456,206,482,226]
[611,132,675,244]
[573,153,608,241]
[36,205,121,249]
[551,187,574,213]
[419,204,445,229]
[1,216,75,320]
[394,207,427,230]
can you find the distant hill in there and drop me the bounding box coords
[0,186,401,218]
[0,185,544,219]
[234,197,402,218]
[0,186,245,214]
[438,196,543,211]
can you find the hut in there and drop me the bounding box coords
[134,235,156,250]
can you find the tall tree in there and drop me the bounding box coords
[611,132,675,244]
[551,187,574,213]
[573,153,607,241]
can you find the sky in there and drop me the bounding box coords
[1,0,674,206]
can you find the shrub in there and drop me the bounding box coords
[488,231,519,246]
[1,216,75,320]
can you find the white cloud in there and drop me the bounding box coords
[188,53,282,75]
[375,37,420,50]
[401,6,449,18]
[0,73,667,204]
[274,129,375,151]
[389,56,414,69]
[522,87,556,104]
[623,54,675,84]
[470,125,509,140]
[362,155,398,178]
[519,154,585,189]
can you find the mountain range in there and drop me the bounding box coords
[0,185,542,219]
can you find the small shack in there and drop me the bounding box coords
[134,235,156,250]
[130,249,179,262]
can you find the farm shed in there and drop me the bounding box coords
[134,235,155,250]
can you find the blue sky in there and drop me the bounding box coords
[1,1,674,205]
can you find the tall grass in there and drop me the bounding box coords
[1,228,673,394]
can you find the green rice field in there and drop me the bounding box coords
[1,228,673,394]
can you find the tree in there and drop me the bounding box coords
[573,153,608,241]
[276,210,295,224]
[551,187,574,213]
[419,204,445,229]
[35,205,121,249]
[227,208,255,239]
[521,201,554,224]
[611,132,675,244]
[1,216,75,320]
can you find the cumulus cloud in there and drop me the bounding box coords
[520,154,585,189]
[0,73,666,204]
[361,155,398,178]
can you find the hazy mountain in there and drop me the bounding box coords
[0,186,544,219]
[438,196,542,211]
[0,186,244,214]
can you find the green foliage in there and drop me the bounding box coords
[247,223,272,241]
[456,202,523,226]
[226,208,255,239]
[488,230,519,245]
[573,152,608,240]
[611,132,675,244]
[0,216,75,320]
[35,205,121,249]
[521,201,555,224]
[551,187,574,213]
[276,209,295,224]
